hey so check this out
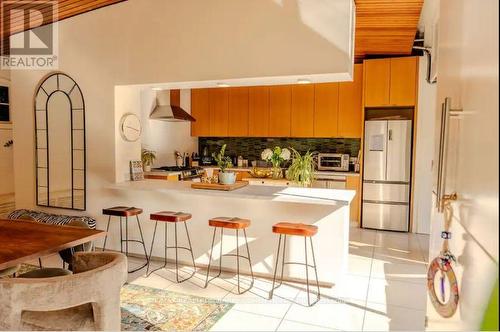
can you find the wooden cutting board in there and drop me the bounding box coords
[191,181,249,191]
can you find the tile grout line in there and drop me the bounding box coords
[361,230,377,331]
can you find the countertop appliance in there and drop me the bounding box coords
[312,172,347,189]
[152,166,205,180]
[362,119,412,232]
[317,153,350,171]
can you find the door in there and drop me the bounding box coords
[338,64,363,137]
[269,85,291,137]
[191,89,210,136]
[364,59,390,107]
[363,120,387,181]
[314,83,338,137]
[228,87,249,137]
[291,85,314,137]
[248,86,269,137]
[386,120,412,182]
[209,88,229,136]
[389,57,417,106]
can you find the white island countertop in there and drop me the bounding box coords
[109,180,355,206]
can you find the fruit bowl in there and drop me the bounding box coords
[249,167,271,178]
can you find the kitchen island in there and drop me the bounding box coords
[105,180,355,285]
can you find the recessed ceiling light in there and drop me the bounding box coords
[217,83,230,88]
[297,79,312,84]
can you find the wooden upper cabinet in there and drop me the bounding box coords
[191,88,210,136]
[313,83,339,137]
[209,88,229,136]
[390,57,417,106]
[291,85,314,137]
[269,85,291,137]
[364,58,390,107]
[338,64,363,138]
[228,87,249,136]
[248,86,270,137]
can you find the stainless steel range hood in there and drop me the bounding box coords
[150,89,196,122]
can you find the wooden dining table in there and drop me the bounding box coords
[0,218,106,270]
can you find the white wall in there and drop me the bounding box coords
[426,0,499,330]
[139,89,197,167]
[412,56,437,234]
[0,69,13,195]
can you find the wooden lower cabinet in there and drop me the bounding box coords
[346,175,361,223]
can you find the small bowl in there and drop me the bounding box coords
[250,167,271,178]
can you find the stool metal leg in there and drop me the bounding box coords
[136,215,150,266]
[310,237,321,304]
[236,229,240,294]
[146,221,159,276]
[243,229,255,284]
[102,215,111,251]
[119,217,123,253]
[184,221,197,270]
[204,227,218,288]
[125,217,129,257]
[305,237,311,306]
[269,234,282,300]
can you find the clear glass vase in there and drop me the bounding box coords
[271,166,283,179]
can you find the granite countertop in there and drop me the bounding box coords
[109,180,355,206]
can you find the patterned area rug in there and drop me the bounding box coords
[121,284,233,331]
[3,265,233,331]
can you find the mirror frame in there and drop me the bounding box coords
[34,72,86,210]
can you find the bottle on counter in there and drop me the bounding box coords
[184,153,190,168]
[237,155,243,167]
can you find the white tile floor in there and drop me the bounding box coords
[33,225,429,331]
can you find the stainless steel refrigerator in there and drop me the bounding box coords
[362,120,412,231]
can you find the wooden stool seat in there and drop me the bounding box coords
[102,206,143,217]
[209,217,251,229]
[150,211,192,222]
[272,222,318,237]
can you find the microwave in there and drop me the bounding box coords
[317,153,350,171]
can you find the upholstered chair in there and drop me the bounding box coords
[0,252,127,331]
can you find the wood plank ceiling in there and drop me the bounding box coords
[1,0,423,61]
[1,0,126,55]
[354,0,424,62]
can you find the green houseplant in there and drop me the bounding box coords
[286,148,317,187]
[212,144,235,184]
[141,148,157,172]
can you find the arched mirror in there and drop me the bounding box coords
[34,73,86,210]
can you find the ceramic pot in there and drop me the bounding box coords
[219,171,236,184]
[143,164,151,172]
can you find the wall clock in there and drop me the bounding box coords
[119,113,142,142]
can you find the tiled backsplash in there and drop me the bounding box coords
[198,137,361,162]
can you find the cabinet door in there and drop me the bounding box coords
[313,83,338,137]
[364,58,390,107]
[209,88,229,136]
[269,85,291,137]
[346,176,360,223]
[291,85,314,137]
[338,64,363,138]
[191,88,210,136]
[228,87,249,136]
[248,86,270,137]
[390,57,417,106]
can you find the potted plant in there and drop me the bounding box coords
[213,144,235,184]
[141,148,156,172]
[286,148,317,187]
[261,146,291,179]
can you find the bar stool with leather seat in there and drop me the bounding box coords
[102,206,149,273]
[269,222,320,306]
[205,217,254,294]
[146,211,196,283]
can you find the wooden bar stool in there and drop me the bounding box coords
[205,217,254,294]
[270,222,320,306]
[102,206,149,273]
[146,211,196,283]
